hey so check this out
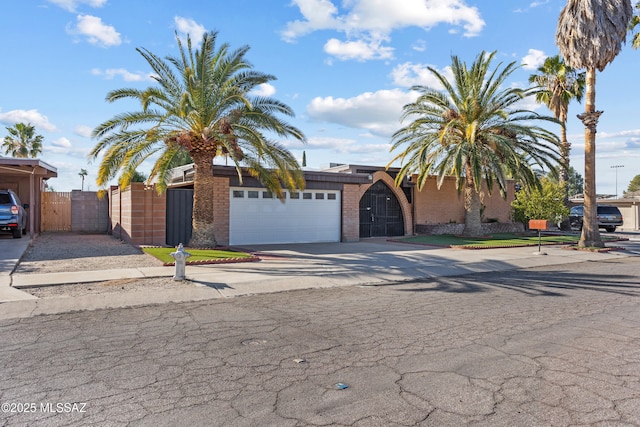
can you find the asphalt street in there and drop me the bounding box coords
[1,257,640,426]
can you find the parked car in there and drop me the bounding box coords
[569,204,623,233]
[0,189,28,238]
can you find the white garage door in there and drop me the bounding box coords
[229,188,341,245]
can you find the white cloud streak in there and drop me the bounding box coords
[91,68,154,82]
[47,0,107,12]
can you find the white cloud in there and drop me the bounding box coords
[91,68,153,82]
[598,129,640,139]
[74,125,93,138]
[529,0,550,8]
[391,62,453,89]
[52,137,72,148]
[307,89,415,137]
[45,137,90,157]
[281,0,340,41]
[521,48,546,70]
[324,37,393,61]
[282,0,486,58]
[0,109,57,132]
[67,14,121,47]
[305,136,391,157]
[174,16,207,44]
[47,0,107,12]
[411,39,427,52]
[251,83,276,97]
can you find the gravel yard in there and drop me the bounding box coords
[16,232,196,298]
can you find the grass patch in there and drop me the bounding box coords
[143,246,254,264]
[397,233,581,248]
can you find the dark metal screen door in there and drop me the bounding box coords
[166,188,193,246]
[359,181,404,238]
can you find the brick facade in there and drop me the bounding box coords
[109,167,518,246]
[413,176,515,226]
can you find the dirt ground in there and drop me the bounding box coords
[16,232,195,298]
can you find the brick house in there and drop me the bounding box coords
[109,163,517,246]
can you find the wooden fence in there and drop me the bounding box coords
[41,192,72,231]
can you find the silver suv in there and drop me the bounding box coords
[569,204,623,233]
[0,189,28,238]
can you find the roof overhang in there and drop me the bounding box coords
[0,158,58,179]
[167,164,371,188]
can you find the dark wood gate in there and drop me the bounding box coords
[359,181,404,238]
[166,188,193,246]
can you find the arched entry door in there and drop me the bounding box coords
[359,181,404,238]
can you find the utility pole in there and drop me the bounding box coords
[611,165,624,198]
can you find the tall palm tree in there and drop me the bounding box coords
[79,168,88,191]
[528,55,585,186]
[91,31,306,248]
[556,0,633,248]
[389,51,561,237]
[2,122,44,158]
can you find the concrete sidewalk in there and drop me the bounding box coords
[1,238,638,319]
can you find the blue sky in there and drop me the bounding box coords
[1,0,638,195]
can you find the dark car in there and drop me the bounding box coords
[569,204,623,233]
[0,189,28,238]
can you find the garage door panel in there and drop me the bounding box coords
[229,188,340,245]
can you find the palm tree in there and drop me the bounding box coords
[2,122,44,158]
[389,51,561,237]
[528,55,585,186]
[91,31,306,248]
[79,169,88,191]
[630,2,640,48]
[556,0,633,248]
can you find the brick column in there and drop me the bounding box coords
[213,176,230,245]
[342,184,361,242]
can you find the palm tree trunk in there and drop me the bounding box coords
[578,67,603,248]
[559,124,571,230]
[189,153,218,248]
[462,165,483,237]
[560,125,570,184]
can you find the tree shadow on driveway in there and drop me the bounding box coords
[381,258,640,298]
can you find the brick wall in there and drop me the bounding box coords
[71,190,109,233]
[109,183,166,245]
[416,222,524,235]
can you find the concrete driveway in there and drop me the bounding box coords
[0,234,30,276]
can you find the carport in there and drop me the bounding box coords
[0,158,57,236]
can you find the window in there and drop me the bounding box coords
[327,193,337,200]
[262,191,273,199]
[303,193,312,200]
[233,190,244,198]
[248,191,259,199]
[315,193,324,199]
[290,192,300,199]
